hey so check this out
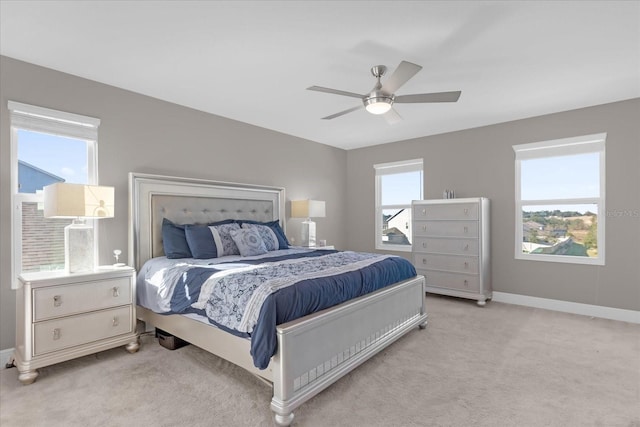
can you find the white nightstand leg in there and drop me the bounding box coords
[126,339,140,353]
[18,369,38,385]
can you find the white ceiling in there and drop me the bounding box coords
[1,1,639,150]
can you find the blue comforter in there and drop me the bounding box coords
[137,249,416,369]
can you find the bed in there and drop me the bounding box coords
[128,172,427,426]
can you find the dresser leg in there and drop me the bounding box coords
[477,300,487,307]
[18,369,38,385]
[125,339,140,353]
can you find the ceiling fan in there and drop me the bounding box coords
[307,60,461,124]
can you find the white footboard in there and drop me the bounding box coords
[270,275,427,425]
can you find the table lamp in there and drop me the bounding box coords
[291,199,325,247]
[43,183,114,273]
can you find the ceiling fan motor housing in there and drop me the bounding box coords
[363,91,394,114]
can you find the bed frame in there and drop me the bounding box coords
[128,172,427,426]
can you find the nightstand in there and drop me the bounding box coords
[15,266,140,385]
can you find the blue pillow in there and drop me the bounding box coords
[184,224,217,259]
[237,219,289,249]
[230,227,268,257]
[185,222,241,258]
[161,218,192,259]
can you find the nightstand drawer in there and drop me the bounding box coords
[33,276,132,321]
[413,237,479,255]
[33,306,133,356]
[413,203,478,220]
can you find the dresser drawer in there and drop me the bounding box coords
[413,237,479,255]
[414,220,478,238]
[413,203,478,220]
[33,276,132,322]
[420,270,479,292]
[414,254,479,273]
[33,306,133,356]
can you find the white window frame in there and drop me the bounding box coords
[374,158,423,252]
[9,101,100,289]
[513,133,606,266]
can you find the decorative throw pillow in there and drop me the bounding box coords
[161,218,192,259]
[184,220,238,259]
[209,222,241,257]
[241,223,279,251]
[229,227,268,257]
[237,219,289,249]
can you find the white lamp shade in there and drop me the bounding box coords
[43,183,114,218]
[291,200,326,219]
[365,100,392,115]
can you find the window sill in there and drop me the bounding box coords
[515,253,604,266]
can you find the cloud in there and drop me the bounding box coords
[60,167,76,179]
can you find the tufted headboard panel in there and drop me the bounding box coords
[129,173,285,271]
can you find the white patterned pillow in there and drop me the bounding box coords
[209,223,241,257]
[241,223,279,251]
[229,227,268,257]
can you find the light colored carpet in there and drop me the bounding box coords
[1,295,638,427]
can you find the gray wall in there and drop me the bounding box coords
[0,56,347,350]
[346,98,640,311]
[1,55,638,353]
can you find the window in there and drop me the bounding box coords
[374,159,423,252]
[9,101,100,287]
[513,133,605,265]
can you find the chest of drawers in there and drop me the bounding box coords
[15,267,140,384]
[412,198,491,305]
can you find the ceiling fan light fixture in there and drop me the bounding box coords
[364,96,393,115]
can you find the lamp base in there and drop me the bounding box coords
[65,219,94,273]
[301,219,317,247]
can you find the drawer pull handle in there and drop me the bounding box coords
[464,208,469,215]
[422,225,427,231]
[463,280,469,287]
[463,226,468,233]
[53,328,61,340]
[464,262,469,269]
[422,242,427,248]
[422,258,427,265]
[464,244,469,251]
[53,295,62,307]
[112,286,120,297]
[112,317,119,327]
[421,208,426,215]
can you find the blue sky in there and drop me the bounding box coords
[521,153,599,200]
[18,130,89,184]
[381,171,422,205]
[521,152,600,214]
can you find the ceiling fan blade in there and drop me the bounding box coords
[383,108,402,125]
[394,91,461,103]
[321,105,363,120]
[307,86,364,99]
[381,61,422,94]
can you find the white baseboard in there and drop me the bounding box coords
[492,292,640,324]
[0,348,15,368]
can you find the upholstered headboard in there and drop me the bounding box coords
[128,172,285,271]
